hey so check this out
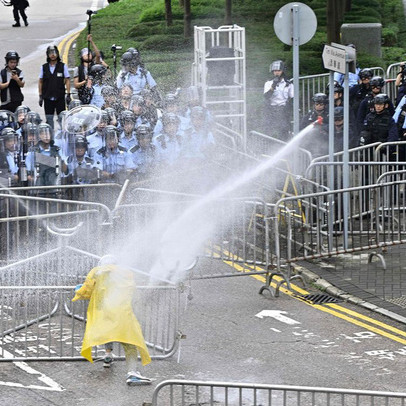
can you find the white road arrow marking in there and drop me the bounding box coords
[0,346,64,391]
[256,310,301,325]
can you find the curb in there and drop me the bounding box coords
[293,263,406,325]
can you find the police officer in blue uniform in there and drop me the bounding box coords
[118,110,138,151]
[129,124,156,178]
[93,125,134,183]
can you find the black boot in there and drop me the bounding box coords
[12,22,21,27]
[23,19,28,26]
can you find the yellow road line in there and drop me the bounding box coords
[216,248,406,343]
[58,30,82,65]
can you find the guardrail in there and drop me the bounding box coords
[148,379,406,406]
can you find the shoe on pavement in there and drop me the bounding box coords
[103,352,114,368]
[12,22,21,27]
[126,371,152,386]
[24,20,28,26]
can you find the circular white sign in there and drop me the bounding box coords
[274,2,317,46]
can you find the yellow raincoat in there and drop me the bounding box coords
[72,264,151,366]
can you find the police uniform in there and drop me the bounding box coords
[0,66,24,113]
[66,154,97,184]
[119,131,138,151]
[116,66,157,95]
[263,74,294,139]
[361,110,399,145]
[93,145,135,178]
[87,131,105,159]
[25,143,62,186]
[129,144,156,175]
[357,95,395,134]
[181,128,215,160]
[153,132,182,165]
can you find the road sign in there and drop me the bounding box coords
[322,44,346,74]
[273,2,317,46]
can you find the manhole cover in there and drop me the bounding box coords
[294,293,343,305]
[386,296,406,309]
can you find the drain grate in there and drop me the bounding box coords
[294,293,343,305]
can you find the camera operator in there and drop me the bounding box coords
[395,62,406,106]
[0,51,25,113]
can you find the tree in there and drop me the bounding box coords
[224,0,232,25]
[326,0,352,44]
[184,0,192,38]
[165,0,173,27]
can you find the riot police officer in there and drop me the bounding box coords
[118,110,138,150]
[263,60,294,139]
[360,94,398,146]
[93,125,134,182]
[357,76,395,134]
[300,93,328,130]
[349,68,373,117]
[0,51,25,113]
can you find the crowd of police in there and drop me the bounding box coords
[0,41,215,190]
[264,48,406,158]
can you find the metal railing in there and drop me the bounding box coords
[149,380,406,406]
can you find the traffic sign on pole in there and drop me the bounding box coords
[322,45,346,74]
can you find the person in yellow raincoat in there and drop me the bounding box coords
[72,255,153,386]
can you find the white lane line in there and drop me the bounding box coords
[256,310,301,325]
[0,347,64,392]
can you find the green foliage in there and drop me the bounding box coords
[382,27,398,47]
[127,21,184,38]
[382,47,406,66]
[139,35,193,51]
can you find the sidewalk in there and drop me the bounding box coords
[294,244,406,324]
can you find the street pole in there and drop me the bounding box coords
[328,71,335,249]
[292,4,300,138]
[343,56,350,249]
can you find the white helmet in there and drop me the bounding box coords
[98,255,118,266]
[270,60,285,72]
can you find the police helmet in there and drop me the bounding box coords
[99,109,110,124]
[359,68,373,80]
[15,105,30,122]
[5,50,20,64]
[130,95,145,109]
[80,48,95,60]
[120,110,136,124]
[68,99,82,111]
[25,122,38,140]
[104,107,116,121]
[164,92,178,106]
[334,106,344,120]
[26,111,42,125]
[162,112,180,127]
[127,47,141,64]
[374,93,390,105]
[1,127,17,140]
[312,93,328,104]
[105,125,119,139]
[325,81,343,95]
[270,60,285,73]
[0,110,16,131]
[101,85,118,98]
[89,64,107,78]
[190,106,205,120]
[38,123,54,141]
[75,135,88,148]
[136,124,152,139]
[120,51,134,67]
[370,76,385,88]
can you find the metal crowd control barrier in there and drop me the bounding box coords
[113,190,274,279]
[263,181,406,295]
[148,380,406,406]
[0,193,112,262]
[0,246,185,361]
[298,67,385,118]
[249,130,313,176]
